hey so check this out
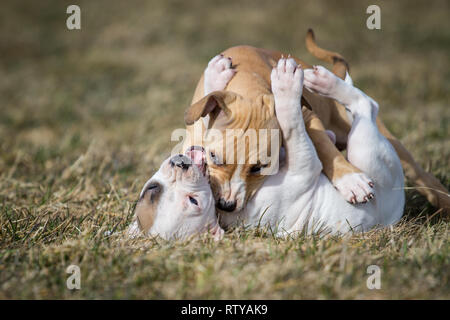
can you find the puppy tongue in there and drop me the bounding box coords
[186,146,206,174]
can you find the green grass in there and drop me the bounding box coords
[0,0,449,299]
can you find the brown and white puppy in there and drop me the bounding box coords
[183,45,371,214]
[183,30,449,214]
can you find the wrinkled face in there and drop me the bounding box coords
[132,148,222,240]
[206,119,280,213]
[184,92,281,214]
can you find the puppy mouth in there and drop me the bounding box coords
[185,146,207,176]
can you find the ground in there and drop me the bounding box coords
[0,0,448,299]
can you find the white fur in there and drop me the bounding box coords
[304,66,376,203]
[204,54,235,95]
[128,156,219,240]
[202,54,236,129]
[345,71,353,86]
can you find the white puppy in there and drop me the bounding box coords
[128,147,223,240]
[129,58,404,239]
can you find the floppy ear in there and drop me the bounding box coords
[184,91,236,125]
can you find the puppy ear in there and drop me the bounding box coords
[209,223,224,241]
[184,91,236,125]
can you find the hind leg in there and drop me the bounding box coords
[346,95,405,224]
[346,97,405,224]
[305,66,405,222]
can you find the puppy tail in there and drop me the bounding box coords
[305,28,349,80]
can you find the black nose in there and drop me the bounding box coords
[217,198,237,212]
[170,154,191,170]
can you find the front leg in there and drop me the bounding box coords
[271,58,322,184]
[305,66,376,203]
[204,54,236,95]
[199,54,236,129]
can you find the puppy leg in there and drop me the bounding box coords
[305,66,405,218]
[271,58,322,189]
[204,54,236,95]
[346,95,404,224]
[196,54,236,129]
[304,114,370,203]
[303,66,376,203]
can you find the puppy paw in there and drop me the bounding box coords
[303,65,339,97]
[271,57,304,103]
[334,173,375,204]
[204,54,236,94]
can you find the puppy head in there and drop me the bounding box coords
[132,147,223,241]
[185,91,281,214]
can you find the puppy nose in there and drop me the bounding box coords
[170,154,191,170]
[217,198,237,212]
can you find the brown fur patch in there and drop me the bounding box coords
[135,186,162,233]
[193,93,280,206]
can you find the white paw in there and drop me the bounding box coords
[334,173,375,204]
[204,54,236,94]
[271,57,304,102]
[303,65,339,97]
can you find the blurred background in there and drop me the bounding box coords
[1,0,448,194]
[0,0,448,299]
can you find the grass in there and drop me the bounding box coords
[0,0,449,299]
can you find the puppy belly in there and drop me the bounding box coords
[307,175,378,233]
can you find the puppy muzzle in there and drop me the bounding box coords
[217,198,237,212]
[169,154,191,170]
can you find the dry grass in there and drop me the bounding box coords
[0,0,449,299]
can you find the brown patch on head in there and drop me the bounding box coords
[205,93,282,208]
[240,102,281,203]
[134,182,162,233]
[207,164,236,200]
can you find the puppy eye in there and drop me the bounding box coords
[250,165,261,174]
[250,163,268,175]
[189,196,198,206]
[147,182,160,191]
[209,151,222,166]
